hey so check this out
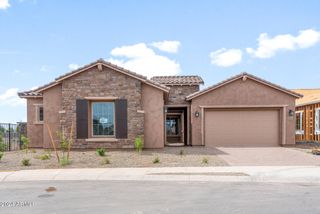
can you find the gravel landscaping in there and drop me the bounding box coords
[0,147,228,170]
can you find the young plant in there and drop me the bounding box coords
[153,156,160,164]
[179,149,184,156]
[134,136,143,153]
[202,157,209,164]
[39,153,51,160]
[57,130,69,159]
[102,157,111,165]
[21,158,31,166]
[0,152,3,161]
[96,148,106,156]
[45,123,60,163]
[60,156,71,166]
[0,134,5,152]
[21,135,30,154]
[46,122,74,164]
[0,142,6,152]
[31,149,37,153]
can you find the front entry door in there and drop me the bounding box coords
[166,113,184,144]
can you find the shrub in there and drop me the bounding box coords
[40,153,51,160]
[96,148,106,156]
[202,157,209,164]
[153,157,160,164]
[31,149,37,153]
[102,157,111,165]
[21,135,30,154]
[60,157,71,166]
[0,142,6,152]
[0,152,3,161]
[21,158,31,166]
[179,149,184,156]
[134,136,143,153]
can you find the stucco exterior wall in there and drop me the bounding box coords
[60,66,144,149]
[42,85,62,148]
[190,78,296,146]
[26,98,43,148]
[142,83,165,148]
[167,85,199,105]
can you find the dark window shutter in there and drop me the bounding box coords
[115,99,128,139]
[76,99,88,139]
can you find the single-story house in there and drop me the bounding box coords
[292,89,320,143]
[18,59,302,149]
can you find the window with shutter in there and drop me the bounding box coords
[76,99,88,139]
[115,99,128,139]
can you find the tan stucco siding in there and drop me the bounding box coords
[26,98,43,147]
[42,84,62,148]
[190,78,296,146]
[142,83,165,148]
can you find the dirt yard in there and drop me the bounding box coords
[0,147,227,170]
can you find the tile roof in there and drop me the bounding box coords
[292,89,320,106]
[18,59,170,98]
[186,72,303,100]
[151,75,204,85]
[17,91,42,98]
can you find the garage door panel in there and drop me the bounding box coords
[205,110,280,147]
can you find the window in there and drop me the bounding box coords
[35,105,44,123]
[295,111,304,134]
[92,102,115,136]
[315,108,320,134]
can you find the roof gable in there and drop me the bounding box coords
[186,72,303,100]
[18,59,170,98]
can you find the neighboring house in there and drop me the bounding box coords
[292,89,320,143]
[18,59,302,149]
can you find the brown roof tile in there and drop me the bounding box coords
[151,75,204,85]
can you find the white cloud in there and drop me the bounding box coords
[40,65,50,72]
[108,43,180,78]
[246,29,320,58]
[151,40,181,53]
[68,63,80,70]
[0,88,26,107]
[0,0,10,10]
[30,86,38,90]
[209,48,242,67]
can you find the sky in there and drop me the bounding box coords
[0,0,320,123]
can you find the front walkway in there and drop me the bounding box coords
[215,147,320,166]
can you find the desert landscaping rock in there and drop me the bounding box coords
[0,147,227,170]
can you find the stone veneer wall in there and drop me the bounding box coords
[60,66,144,149]
[167,85,199,105]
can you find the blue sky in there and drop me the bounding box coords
[0,0,320,123]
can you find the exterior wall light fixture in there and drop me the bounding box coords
[195,111,200,117]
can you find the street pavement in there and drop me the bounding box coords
[0,180,320,214]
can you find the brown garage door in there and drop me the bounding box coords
[204,109,280,147]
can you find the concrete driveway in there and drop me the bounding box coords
[215,147,320,166]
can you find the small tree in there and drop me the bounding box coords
[46,123,74,165]
[21,135,30,154]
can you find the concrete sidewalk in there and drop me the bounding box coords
[1,166,320,183]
